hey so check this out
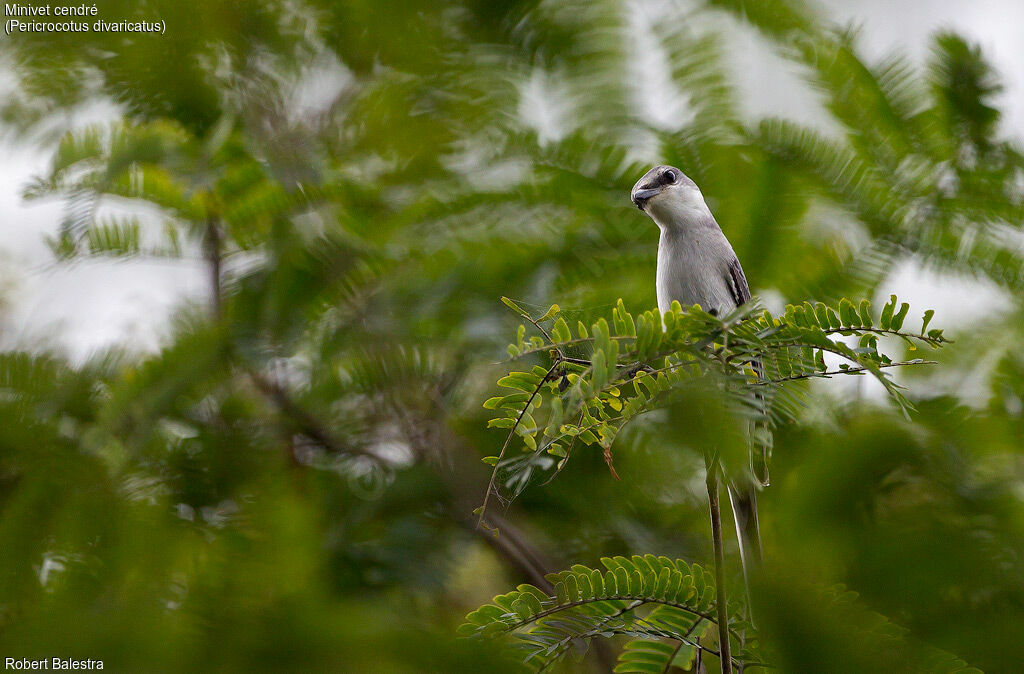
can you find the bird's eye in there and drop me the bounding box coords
[662,169,678,185]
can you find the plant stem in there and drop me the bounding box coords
[706,458,734,674]
[204,214,222,318]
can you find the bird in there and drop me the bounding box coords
[631,164,765,589]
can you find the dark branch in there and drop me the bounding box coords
[248,369,383,462]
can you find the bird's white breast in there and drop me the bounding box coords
[656,227,736,316]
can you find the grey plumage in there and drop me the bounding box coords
[632,165,749,317]
[631,164,764,593]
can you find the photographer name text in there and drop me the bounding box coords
[4,659,103,671]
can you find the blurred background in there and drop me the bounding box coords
[1,0,1023,671]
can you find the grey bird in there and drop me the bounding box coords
[631,164,765,587]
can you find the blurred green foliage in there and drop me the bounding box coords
[2,0,1024,671]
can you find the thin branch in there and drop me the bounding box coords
[758,360,937,385]
[248,369,383,463]
[506,321,945,366]
[477,361,560,530]
[497,595,729,637]
[541,408,586,486]
[706,459,733,674]
[822,325,948,345]
[203,214,222,319]
[624,613,746,670]
[664,614,708,673]
[536,600,646,673]
[471,515,553,593]
[535,606,736,674]
[506,305,566,361]
[620,615,739,668]
[663,640,685,674]
[503,334,637,362]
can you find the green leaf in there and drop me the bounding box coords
[519,591,544,615]
[839,298,860,327]
[654,568,670,599]
[481,456,499,466]
[628,569,643,594]
[614,567,630,595]
[552,317,571,343]
[921,309,935,333]
[483,393,530,409]
[614,299,636,336]
[891,302,910,330]
[538,304,560,321]
[500,296,530,316]
[616,639,682,673]
[880,294,897,328]
[664,570,681,599]
[496,373,538,392]
[592,350,608,392]
[545,396,563,438]
[509,598,532,620]
[593,318,611,356]
[812,302,828,327]
[554,581,568,605]
[826,307,842,329]
[858,299,873,327]
[605,570,618,595]
[564,574,580,602]
[547,444,566,457]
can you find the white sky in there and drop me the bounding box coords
[0,0,1021,362]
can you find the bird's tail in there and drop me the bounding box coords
[749,356,772,486]
[727,482,762,615]
[750,417,772,487]
[733,355,768,631]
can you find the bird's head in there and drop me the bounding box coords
[630,165,708,227]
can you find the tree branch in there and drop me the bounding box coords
[203,214,222,319]
[706,458,734,674]
[248,369,383,463]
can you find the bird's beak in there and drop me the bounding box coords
[631,188,659,211]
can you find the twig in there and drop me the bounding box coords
[507,305,566,360]
[663,639,685,674]
[822,325,948,345]
[541,408,586,486]
[497,595,732,637]
[248,369,383,463]
[706,457,733,674]
[504,334,637,362]
[758,360,937,385]
[471,514,553,593]
[665,614,707,673]
[477,361,560,530]
[203,214,222,319]
[536,600,646,672]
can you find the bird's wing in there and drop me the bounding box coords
[726,254,771,487]
[726,256,751,308]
